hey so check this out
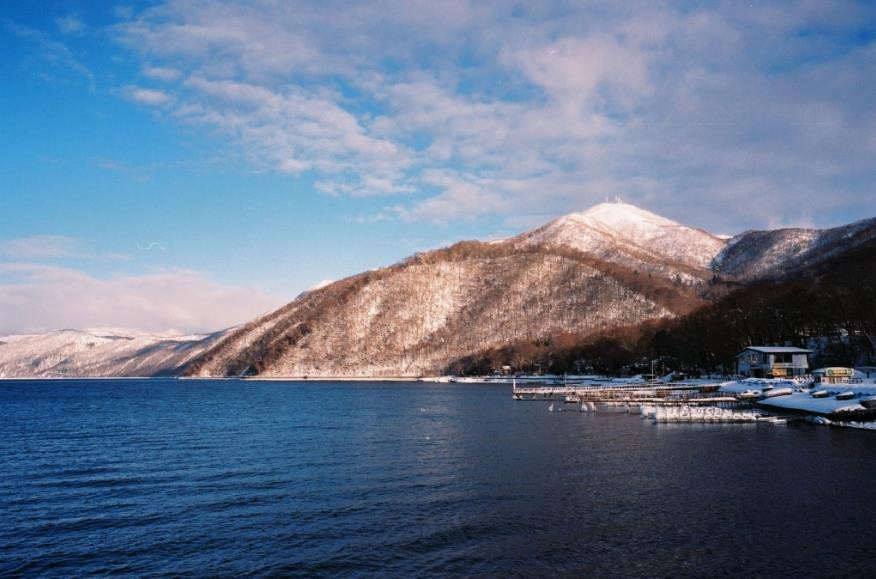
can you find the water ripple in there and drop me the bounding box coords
[1,378,875,576]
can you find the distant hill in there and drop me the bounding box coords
[0,329,228,378]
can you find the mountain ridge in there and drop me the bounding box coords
[3,202,874,378]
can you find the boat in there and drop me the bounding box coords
[738,389,762,401]
[548,403,555,412]
[564,395,579,404]
[810,389,829,398]
[835,391,855,400]
[860,396,876,409]
[762,387,793,398]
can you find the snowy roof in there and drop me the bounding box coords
[735,346,812,355]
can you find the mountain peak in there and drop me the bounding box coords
[515,200,726,271]
[577,200,678,226]
[556,201,681,236]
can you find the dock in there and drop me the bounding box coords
[512,381,739,407]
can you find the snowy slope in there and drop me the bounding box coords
[186,245,695,378]
[711,217,876,280]
[513,201,726,273]
[0,328,228,378]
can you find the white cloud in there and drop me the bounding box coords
[55,14,84,35]
[142,65,182,81]
[0,263,284,334]
[0,235,82,259]
[123,85,172,105]
[111,0,876,232]
[0,235,129,261]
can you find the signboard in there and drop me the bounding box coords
[824,367,853,377]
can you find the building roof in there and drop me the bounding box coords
[736,346,813,356]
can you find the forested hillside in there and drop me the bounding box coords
[452,237,876,376]
[185,241,706,377]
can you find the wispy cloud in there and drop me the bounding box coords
[55,14,85,35]
[142,65,182,82]
[111,0,876,231]
[121,85,172,105]
[136,242,166,251]
[2,18,93,83]
[0,235,128,261]
[0,263,283,334]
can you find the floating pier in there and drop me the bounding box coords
[512,381,734,405]
[640,404,786,424]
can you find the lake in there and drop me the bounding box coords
[1,379,875,576]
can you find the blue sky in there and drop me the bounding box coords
[2,0,875,333]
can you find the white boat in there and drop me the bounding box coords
[835,391,855,400]
[810,389,829,398]
[564,395,579,404]
[762,387,793,398]
[548,403,555,412]
[860,396,876,409]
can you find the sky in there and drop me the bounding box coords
[1,0,875,334]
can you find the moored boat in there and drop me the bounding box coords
[762,387,793,398]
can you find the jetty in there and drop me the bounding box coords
[511,381,736,405]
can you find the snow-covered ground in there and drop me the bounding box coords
[758,392,869,416]
[720,378,876,419]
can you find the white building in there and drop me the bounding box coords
[735,346,812,378]
[812,367,855,384]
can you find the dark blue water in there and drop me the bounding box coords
[1,379,875,577]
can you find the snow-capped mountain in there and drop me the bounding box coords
[4,202,874,378]
[514,202,726,271]
[0,328,228,378]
